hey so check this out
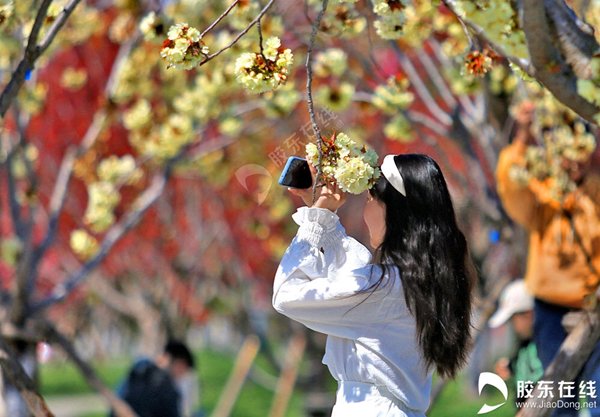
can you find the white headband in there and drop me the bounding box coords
[381,155,406,196]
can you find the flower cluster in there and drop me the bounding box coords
[84,181,120,233]
[160,23,209,70]
[97,154,142,185]
[128,112,195,160]
[373,0,408,40]
[509,95,597,200]
[70,229,99,260]
[123,99,152,131]
[453,0,527,59]
[319,4,367,38]
[0,2,14,28]
[464,50,494,76]
[60,67,88,90]
[314,48,348,78]
[372,75,414,115]
[577,56,600,124]
[306,132,380,194]
[373,76,414,142]
[235,36,293,94]
[139,11,168,41]
[384,114,412,142]
[316,83,355,111]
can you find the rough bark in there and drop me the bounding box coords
[515,303,600,417]
[521,0,600,121]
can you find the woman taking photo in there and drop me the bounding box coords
[273,154,474,417]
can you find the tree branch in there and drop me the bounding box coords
[390,42,453,126]
[429,39,479,118]
[39,321,139,417]
[546,0,597,79]
[31,157,178,312]
[200,0,241,39]
[522,0,599,121]
[38,0,84,54]
[442,0,533,74]
[5,149,25,238]
[306,0,329,204]
[416,45,458,110]
[0,0,85,118]
[200,0,276,65]
[0,334,54,417]
[516,301,600,417]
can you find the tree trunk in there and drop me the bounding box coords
[515,303,600,417]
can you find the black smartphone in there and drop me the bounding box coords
[278,156,312,189]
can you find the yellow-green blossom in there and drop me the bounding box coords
[235,36,293,94]
[374,12,406,40]
[123,99,152,131]
[97,155,142,185]
[84,182,121,232]
[373,0,407,16]
[60,67,87,90]
[314,48,348,77]
[320,4,367,38]
[372,76,414,115]
[140,11,168,41]
[334,157,378,194]
[70,229,99,260]
[306,132,380,194]
[384,114,413,142]
[160,23,209,70]
[315,83,355,111]
[453,0,528,58]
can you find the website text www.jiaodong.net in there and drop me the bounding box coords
[515,400,598,411]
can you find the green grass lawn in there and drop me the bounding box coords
[41,348,305,417]
[429,375,518,417]
[40,349,519,417]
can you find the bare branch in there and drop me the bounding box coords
[306,0,329,204]
[416,46,458,110]
[429,40,479,117]
[391,42,453,126]
[200,0,276,65]
[200,0,241,39]
[0,334,54,417]
[0,0,85,118]
[34,148,76,257]
[5,149,25,237]
[31,155,180,312]
[407,110,450,136]
[26,38,139,304]
[39,321,139,417]
[38,0,84,54]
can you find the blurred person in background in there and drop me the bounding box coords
[489,279,543,405]
[110,339,199,417]
[496,102,600,416]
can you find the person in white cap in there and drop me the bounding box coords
[275,154,475,417]
[489,279,543,406]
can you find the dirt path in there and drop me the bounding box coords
[46,394,106,417]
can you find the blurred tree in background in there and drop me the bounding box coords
[1,0,600,415]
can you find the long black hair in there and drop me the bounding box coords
[369,154,474,379]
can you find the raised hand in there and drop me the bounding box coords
[287,164,347,212]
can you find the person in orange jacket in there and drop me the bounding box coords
[496,102,600,417]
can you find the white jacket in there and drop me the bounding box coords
[273,207,432,416]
